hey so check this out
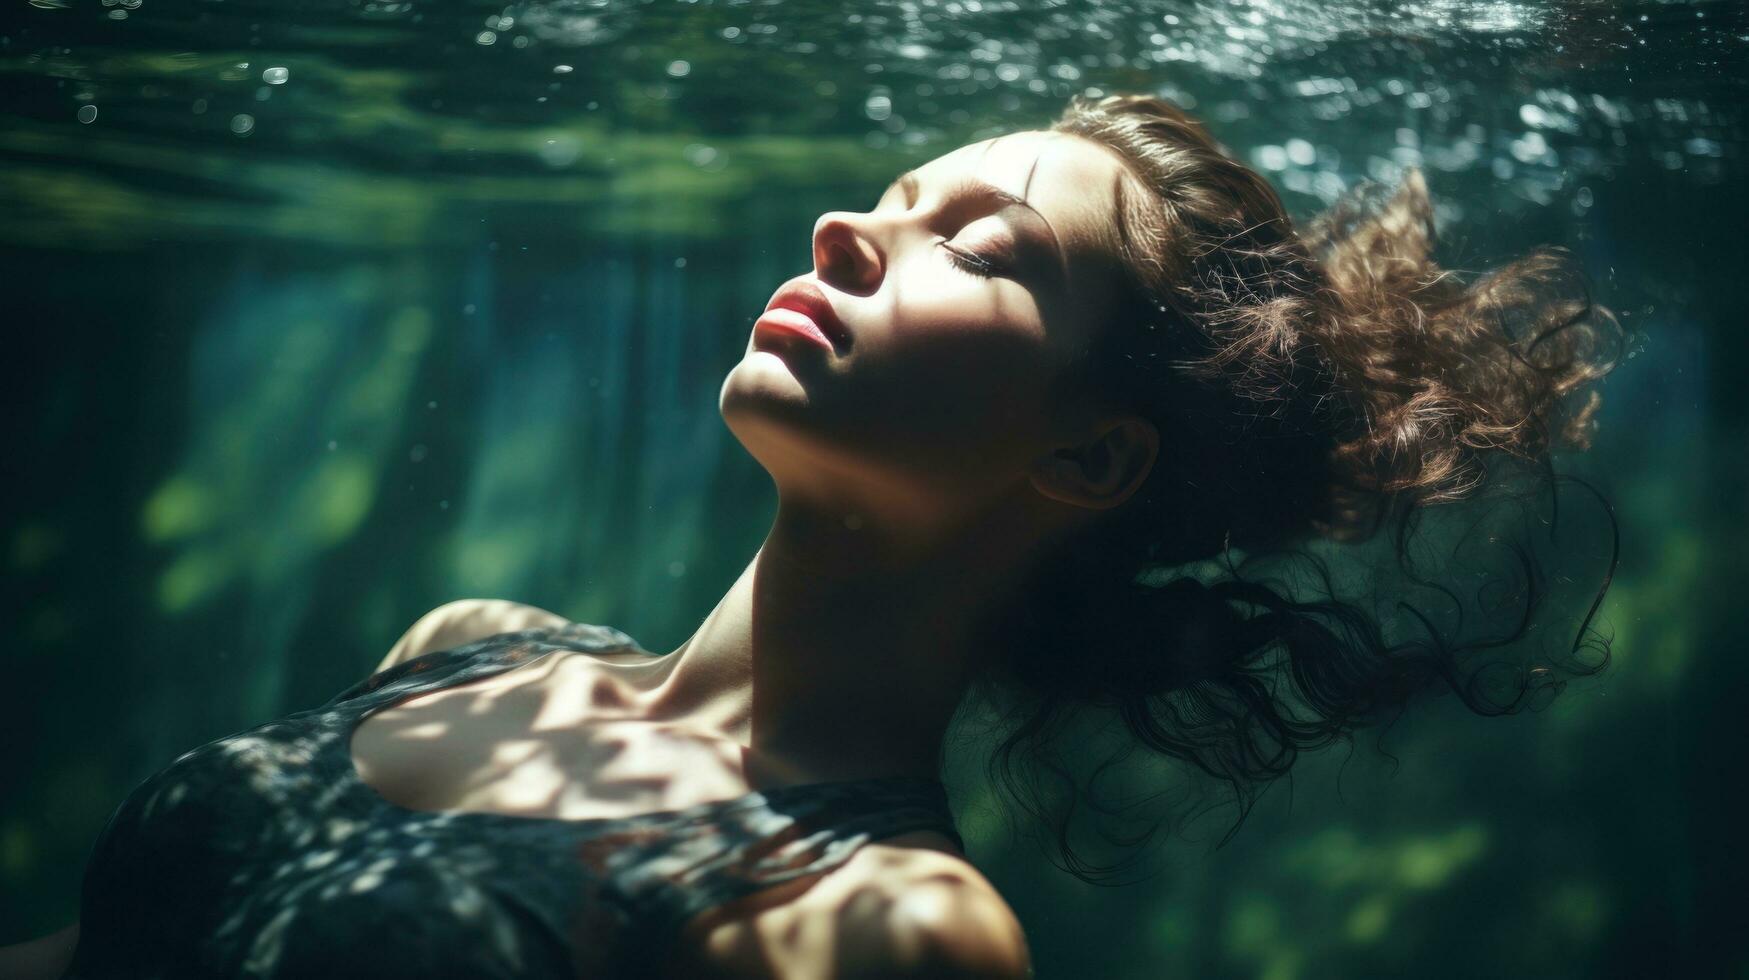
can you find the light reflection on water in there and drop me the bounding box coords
[0,0,1741,248]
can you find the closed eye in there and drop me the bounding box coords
[873,176,1016,280]
[940,241,999,277]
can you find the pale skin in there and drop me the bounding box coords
[4,129,1161,979]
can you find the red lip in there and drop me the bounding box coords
[760,279,849,353]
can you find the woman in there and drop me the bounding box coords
[11,93,1620,979]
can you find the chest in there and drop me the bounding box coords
[342,650,972,979]
[347,651,757,822]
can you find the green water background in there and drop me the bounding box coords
[2,0,1744,976]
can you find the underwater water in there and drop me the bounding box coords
[2,0,1743,976]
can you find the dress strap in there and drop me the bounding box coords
[318,622,644,712]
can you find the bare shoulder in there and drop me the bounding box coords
[374,598,571,674]
[680,831,1030,979]
[851,836,1032,979]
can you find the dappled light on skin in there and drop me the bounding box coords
[669,831,1018,979]
[58,625,964,977]
[351,645,753,822]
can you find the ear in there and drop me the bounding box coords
[1029,416,1159,511]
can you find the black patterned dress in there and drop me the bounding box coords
[63,623,965,979]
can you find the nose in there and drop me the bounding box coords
[812,211,883,294]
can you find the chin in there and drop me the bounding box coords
[721,384,868,487]
[721,353,812,419]
[722,364,814,444]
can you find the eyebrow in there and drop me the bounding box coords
[892,169,1066,277]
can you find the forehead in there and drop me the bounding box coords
[913,130,1132,266]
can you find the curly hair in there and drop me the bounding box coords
[958,94,1626,884]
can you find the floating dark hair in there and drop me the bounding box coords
[959,94,1626,885]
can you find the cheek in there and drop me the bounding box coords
[824,315,1057,466]
[878,275,1048,370]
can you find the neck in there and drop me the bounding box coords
[641,492,1046,788]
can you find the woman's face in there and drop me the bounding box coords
[721,129,1137,527]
